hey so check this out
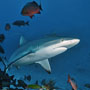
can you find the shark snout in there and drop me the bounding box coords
[66,39,80,48]
[71,39,80,45]
[59,38,80,49]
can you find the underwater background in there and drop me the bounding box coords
[0,0,90,89]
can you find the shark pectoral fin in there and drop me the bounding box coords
[36,59,51,74]
[20,36,27,46]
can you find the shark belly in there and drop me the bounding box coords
[13,46,67,66]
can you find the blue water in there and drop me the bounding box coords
[0,0,90,89]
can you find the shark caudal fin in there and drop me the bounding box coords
[0,56,8,74]
[4,62,13,73]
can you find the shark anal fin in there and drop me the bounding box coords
[36,59,51,74]
[20,36,27,46]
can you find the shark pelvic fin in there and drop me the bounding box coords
[20,36,27,46]
[36,59,51,74]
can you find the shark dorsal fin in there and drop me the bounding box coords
[20,36,27,46]
[36,59,51,74]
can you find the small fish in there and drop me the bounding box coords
[67,74,78,90]
[5,23,11,31]
[0,34,5,43]
[21,1,42,18]
[12,20,29,27]
[0,45,5,54]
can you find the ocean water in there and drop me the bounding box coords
[0,0,90,89]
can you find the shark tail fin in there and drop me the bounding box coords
[4,61,13,73]
[4,64,9,73]
[4,66,8,73]
[4,58,20,73]
[0,56,7,73]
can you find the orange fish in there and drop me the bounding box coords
[21,1,42,18]
[67,74,78,90]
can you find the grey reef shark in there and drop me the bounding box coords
[5,34,80,74]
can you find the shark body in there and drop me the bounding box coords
[6,35,80,73]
